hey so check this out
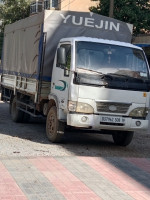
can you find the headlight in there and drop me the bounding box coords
[68,101,94,114]
[129,107,148,117]
[76,102,94,113]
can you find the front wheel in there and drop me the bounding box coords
[46,106,65,143]
[112,131,134,146]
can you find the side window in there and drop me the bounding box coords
[57,44,71,76]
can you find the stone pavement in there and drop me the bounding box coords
[0,156,149,200]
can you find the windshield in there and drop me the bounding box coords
[76,41,149,80]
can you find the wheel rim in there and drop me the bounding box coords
[46,107,64,143]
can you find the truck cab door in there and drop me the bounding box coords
[51,43,71,113]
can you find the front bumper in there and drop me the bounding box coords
[67,113,148,131]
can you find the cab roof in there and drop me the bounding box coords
[60,36,142,50]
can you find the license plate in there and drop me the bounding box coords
[100,116,125,124]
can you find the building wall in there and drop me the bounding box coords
[60,0,98,12]
[30,0,98,12]
[133,35,150,44]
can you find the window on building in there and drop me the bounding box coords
[44,0,50,9]
[44,0,58,9]
[52,0,58,8]
[30,1,43,14]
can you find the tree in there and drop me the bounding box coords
[90,0,150,35]
[0,0,30,58]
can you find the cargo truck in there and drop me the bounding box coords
[0,10,150,146]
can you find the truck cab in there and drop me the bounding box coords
[46,37,150,145]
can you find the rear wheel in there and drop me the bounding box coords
[11,96,24,123]
[46,106,64,143]
[112,131,134,146]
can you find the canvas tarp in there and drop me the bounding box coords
[2,12,44,78]
[2,10,133,81]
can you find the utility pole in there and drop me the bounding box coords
[109,0,114,18]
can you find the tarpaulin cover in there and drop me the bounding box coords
[2,10,133,81]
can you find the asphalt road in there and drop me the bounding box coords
[0,101,150,158]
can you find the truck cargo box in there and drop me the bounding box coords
[2,10,133,82]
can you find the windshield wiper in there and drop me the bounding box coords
[108,73,132,78]
[108,73,142,80]
[77,67,105,76]
[107,73,148,83]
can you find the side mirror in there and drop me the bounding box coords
[57,47,66,66]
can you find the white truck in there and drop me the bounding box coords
[0,10,150,146]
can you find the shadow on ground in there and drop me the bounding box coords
[0,101,150,158]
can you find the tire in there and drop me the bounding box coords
[46,106,64,143]
[112,131,134,146]
[11,96,24,123]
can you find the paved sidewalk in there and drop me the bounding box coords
[0,156,149,200]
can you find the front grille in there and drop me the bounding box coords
[96,102,130,114]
